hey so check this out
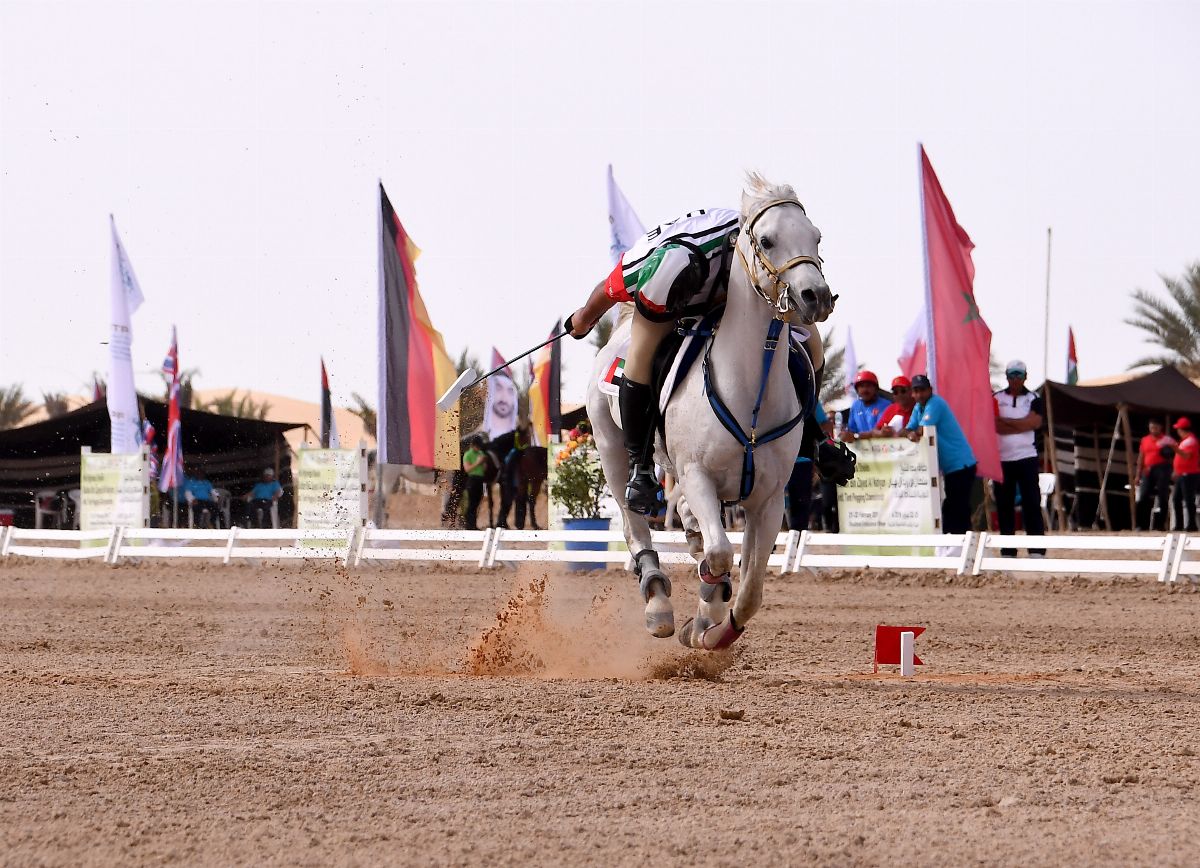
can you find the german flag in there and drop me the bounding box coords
[377,183,459,469]
[528,320,562,445]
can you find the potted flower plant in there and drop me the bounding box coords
[550,428,612,569]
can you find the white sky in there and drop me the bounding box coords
[2,0,1197,412]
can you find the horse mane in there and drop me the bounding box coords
[741,172,802,220]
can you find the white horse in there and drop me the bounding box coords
[586,175,834,649]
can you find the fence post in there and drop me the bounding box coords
[1168,532,1187,584]
[791,530,810,573]
[105,527,121,565]
[223,527,239,566]
[956,532,974,576]
[0,525,10,558]
[971,532,989,575]
[353,526,369,567]
[481,528,498,569]
[780,530,799,576]
[1158,533,1177,584]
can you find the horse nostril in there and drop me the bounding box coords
[800,288,817,308]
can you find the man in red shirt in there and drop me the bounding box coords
[1135,420,1175,531]
[874,376,917,436]
[1172,417,1200,531]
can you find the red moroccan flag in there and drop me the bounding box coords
[920,145,1001,481]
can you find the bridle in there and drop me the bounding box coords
[735,198,825,317]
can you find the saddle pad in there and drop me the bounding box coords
[597,333,631,397]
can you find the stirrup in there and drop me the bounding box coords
[625,464,661,515]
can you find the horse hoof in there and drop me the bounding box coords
[677,617,701,649]
[645,609,675,638]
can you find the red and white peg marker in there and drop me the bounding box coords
[873,624,926,675]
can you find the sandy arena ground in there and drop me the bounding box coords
[2,556,1199,867]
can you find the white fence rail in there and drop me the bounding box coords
[1,525,1198,582]
[971,532,1175,582]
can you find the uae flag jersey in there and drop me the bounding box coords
[605,207,739,319]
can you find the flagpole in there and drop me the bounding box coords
[1042,227,1052,383]
[917,144,937,387]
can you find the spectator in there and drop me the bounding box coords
[840,370,891,443]
[906,374,977,534]
[244,467,283,528]
[786,404,832,531]
[993,360,1046,557]
[462,435,488,530]
[1135,420,1174,531]
[872,376,917,437]
[185,467,219,528]
[1172,417,1200,532]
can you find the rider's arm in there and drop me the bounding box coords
[567,280,617,338]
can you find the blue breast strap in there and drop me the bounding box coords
[702,316,812,502]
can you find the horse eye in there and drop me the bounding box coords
[760,236,774,251]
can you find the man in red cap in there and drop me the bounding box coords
[1135,419,1175,530]
[840,370,890,442]
[874,376,917,436]
[1172,417,1199,531]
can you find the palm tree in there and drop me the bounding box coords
[42,392,70,419]
[1126,263,1200,376]
[818,328,847,406]
[0,384,35,430]
[454,347,485,433]
[201,390,272,420]
[349,392,377,435]
[160,367,199,409]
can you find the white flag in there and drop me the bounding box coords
[607,164,646,265]
[844,326,858,398]
[482,348,518,439]
[108,216,145,454]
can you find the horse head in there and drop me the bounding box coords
[737,173,834,324]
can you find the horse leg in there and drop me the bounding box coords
[675,495,705,563]
[731,497,784,630]
[594,417,673,637]
[675,472,737,650]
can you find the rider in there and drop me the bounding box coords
[565,208,741,513]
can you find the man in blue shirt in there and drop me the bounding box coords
[840,370,891,443]
[244,467,283,528]
[906,374,978,534]
[184,467,219,528]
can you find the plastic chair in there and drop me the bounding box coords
[1039,473,1056,529]
[66,488,81,529]
[213,488,232,529]
[34,488,59,529]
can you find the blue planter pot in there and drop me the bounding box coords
[562,516,612,571]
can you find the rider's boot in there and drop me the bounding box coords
[619,376,662,514]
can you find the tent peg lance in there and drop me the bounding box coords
[1118,405,1137,527]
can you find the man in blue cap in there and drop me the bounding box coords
[906,374,977,534]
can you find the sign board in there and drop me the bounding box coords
[297,447,367,531]
[80,447,148,530]
[838,427,941,537]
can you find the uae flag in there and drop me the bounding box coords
[320,357,339,448]
[528,320,562,445]
[377,183,459,469]
[1067,327,1079,385]
[919,144,1001,481]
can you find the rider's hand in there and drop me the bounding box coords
[564,311,595,340]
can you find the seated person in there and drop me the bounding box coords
[185,468,219,528]
[243,468,283,527]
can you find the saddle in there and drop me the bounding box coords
[595,307,820,458]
